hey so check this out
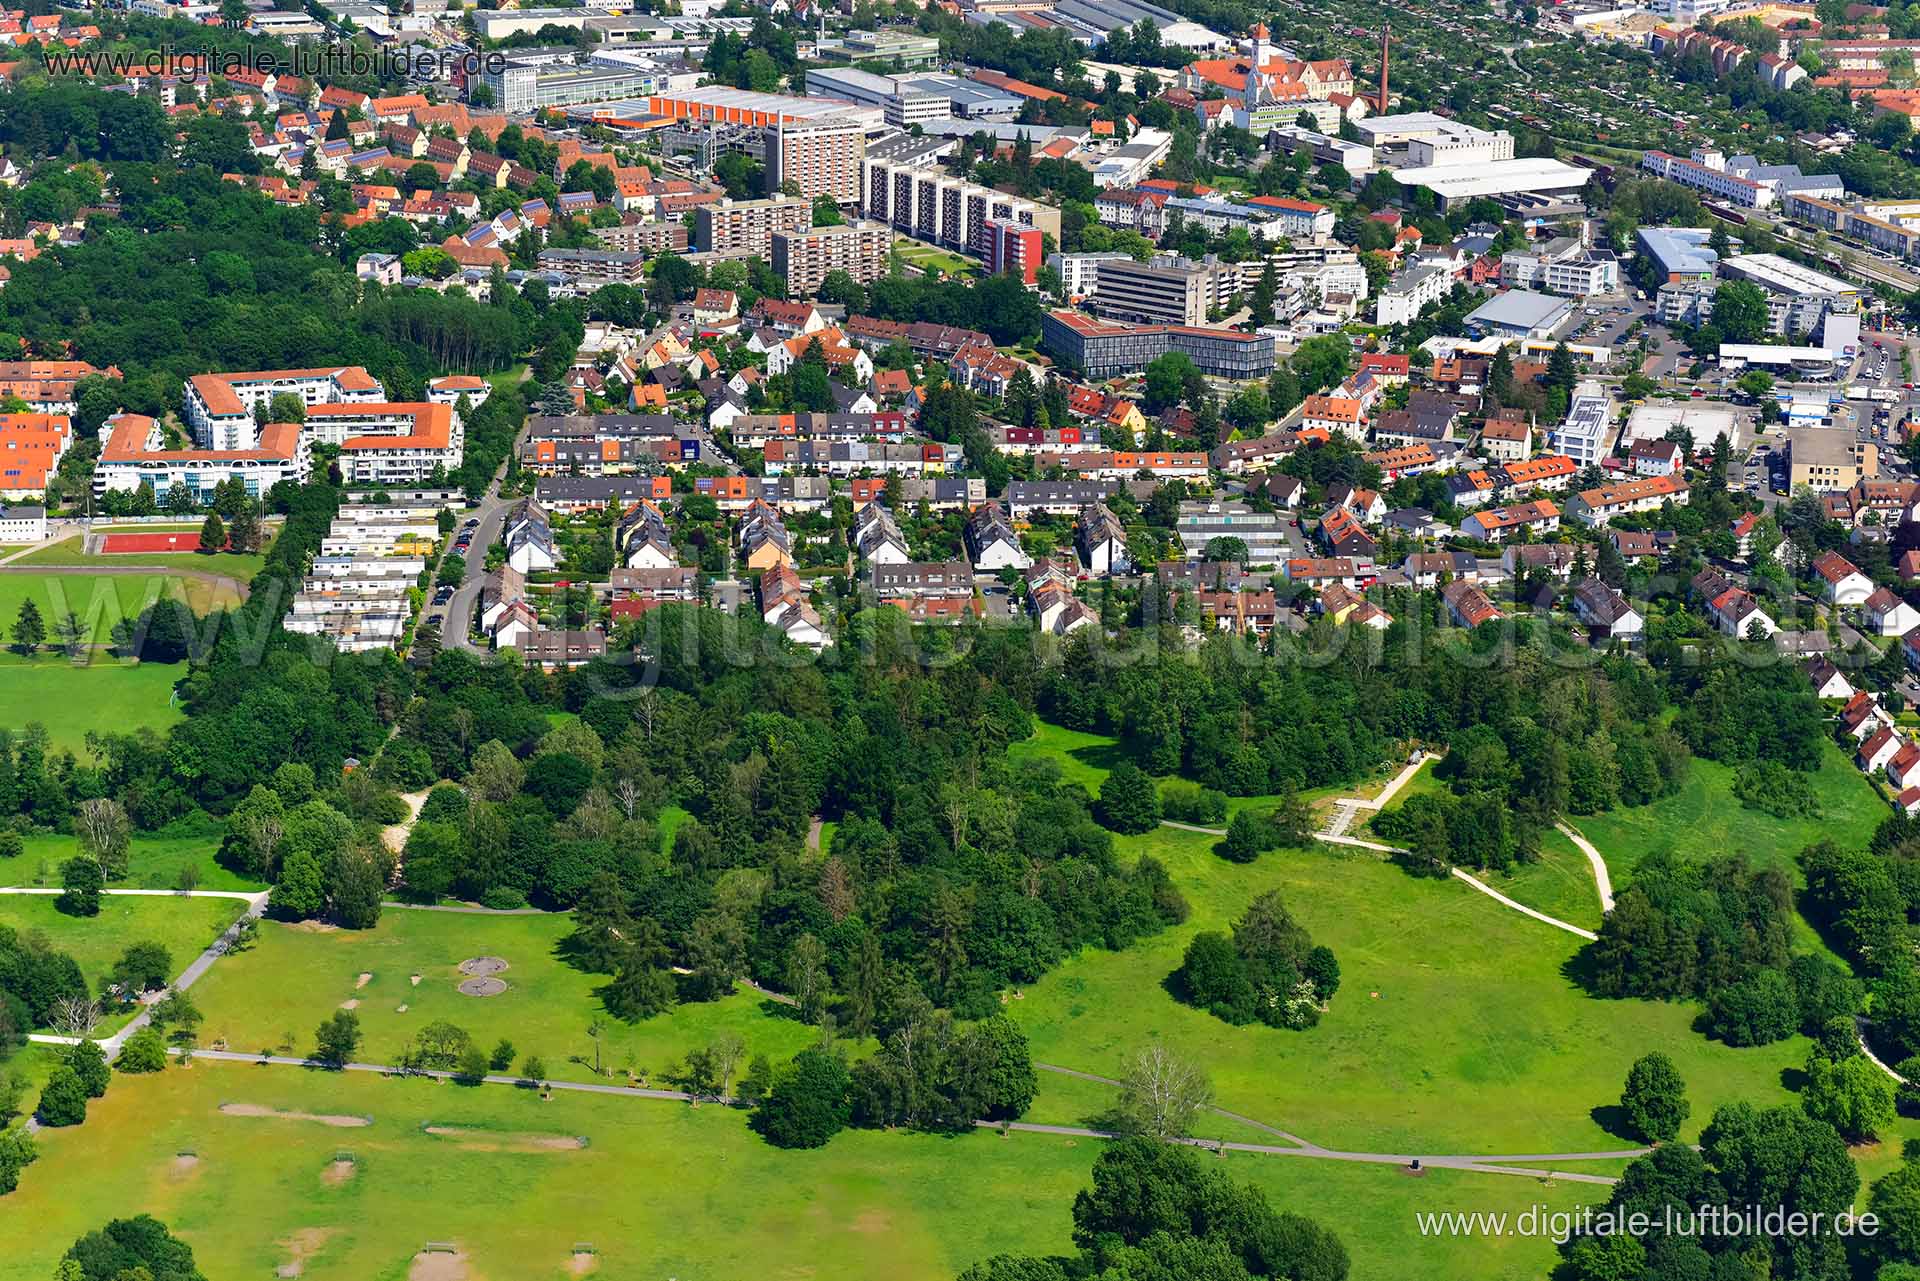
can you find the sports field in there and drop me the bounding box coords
[16,532,269,582]
[0,571,243,647]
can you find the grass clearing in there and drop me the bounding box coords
[0,571,245,642]
[1009,820,1809,1156]
[0,892,243,1024]
[188,908,817,1084]
[0,1060,1599,1281]
[1574,744,1881,879]
[0,658,184,752]
[0,818,262,894]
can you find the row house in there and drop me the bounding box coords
[1196,589,1282,636]
[1004,480,1120,519]
[1363,443,1439,481]
[740,499,795,571]
[1028,563,1098,636]
[1210,432,1304,474]
[988,424,1102,455]
[609,567,700,624]
[1076,502,1130,575]
[1460,500,1561,543]
[761,440,960,477]
[729,411,910,448]
[1565,475,1691,529]
[759,563,827,650]
[1044,450,1209,482]
[1283,557,1377,590]
[871,560,976,602]
[1505,543,1578,579]
[965,503,1030,571]
[1498,454,1578,494]
[1402,551,1479,589]
[616,501,676,570]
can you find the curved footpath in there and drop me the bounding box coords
[2,802,1644,1185]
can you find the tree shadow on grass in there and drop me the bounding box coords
[1069,740,1130,778]
[1589,1103,1635,1142]
[1779,1064,1810,1093]
[757,997,805,1023]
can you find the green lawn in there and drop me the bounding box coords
[1573,744,1882,879]
[15,534,268,582]
[1008,824,1810,1157]
[1009,721,1381,824]
[0,1059,1601,1281]
[0,817,262,894]
[0,893,242,1022]
[0,572,243,649]
[188,908,818,1086]
[0,657,185,752]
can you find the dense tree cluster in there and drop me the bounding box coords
[958,1138,1349,1281]
[1585,850,1793,1006]
[0,922,86,1040]
[1173,891,1338,1030]
[1585,848,1865,1049]
[58,1215,206,1281]
[1557,1103,1858,1281]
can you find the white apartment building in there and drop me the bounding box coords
[184,366,387,450]
[1551,381,1617,467]
[94,413,310,504]
[304,402,464,485]
[1374,264,1451,326]
[1499,236,1621,296]
[860,157,1062,260]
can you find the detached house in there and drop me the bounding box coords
[1860,726,1903,775]
[965,503,1030,571]
[1441,580,1503,628]
[1076,502,1130,575]
[1841,691,1897,742]
[1572,579,1644,639]
[1866,587,1920,637]
[1805,656,1855,700]
[1813,550,1875,606]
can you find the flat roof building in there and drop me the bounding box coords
[1464,289,1575,339]
[773,221,892,297]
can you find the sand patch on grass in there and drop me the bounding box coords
[408,1249,469,1281]
[355,972,372,989]
[275,1227,337,1278]
[288,921,341,933]
[321,1159,357,1186]
[568,1252,598,1276]
[422,1125,586,1152]
[220,1103,370,1128]
[168,1153,200,1180]
[338,998,360,1010]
